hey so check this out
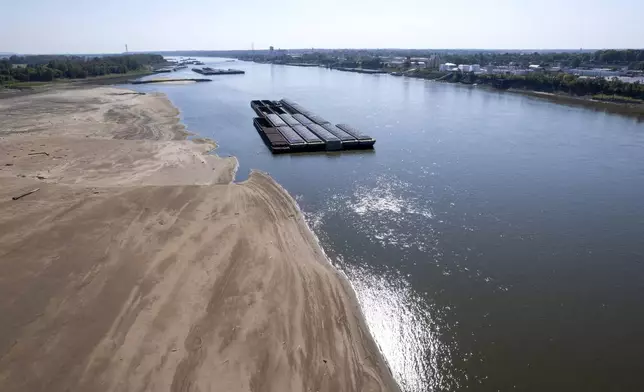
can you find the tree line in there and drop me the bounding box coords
[242,49,644,71]
[0,54,165,84]
[446,72,644,101]
[442,50,644,70]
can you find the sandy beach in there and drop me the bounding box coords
[0,87,399,391]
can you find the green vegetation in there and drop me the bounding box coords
[591,94,644,104]
[242,49,644,71]
[0,54,164,85]
[441,49,644,70]
[443,72,644,102]
[404,69,448,80]
[265,52,385,69]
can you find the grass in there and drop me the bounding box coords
[83,69,153,80]
[409,69,449,80]
[591,94,644,104]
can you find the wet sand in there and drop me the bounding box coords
[0,87,399,392]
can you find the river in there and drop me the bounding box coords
[129,58,644,391]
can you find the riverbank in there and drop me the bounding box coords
[506,89,644,118]
[429,71,644,118]
[411,73,644,118]
[0,71,155,96]
[0,87,398,392]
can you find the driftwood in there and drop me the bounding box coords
[12,188,40,200]
[28,152,49,156]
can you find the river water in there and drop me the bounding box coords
[130,58,644,391]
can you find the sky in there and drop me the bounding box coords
[2,0,643,54]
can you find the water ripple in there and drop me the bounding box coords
[338,260,459,391]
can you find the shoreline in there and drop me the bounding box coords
[428,77,644,118]
[506,88,644,118]
[0,86,399,391]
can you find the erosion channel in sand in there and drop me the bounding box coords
[0,87,399,392]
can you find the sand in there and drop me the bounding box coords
[0,87,399,392]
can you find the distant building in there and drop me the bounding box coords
[268,46,287,58]
[455,64,481,73]
[568,68,621,78]
[439,62,457,72]
[384,59,407,68]
[428,55,441,69]
[383,57,407,68]
[484,65,528,75]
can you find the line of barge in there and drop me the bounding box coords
[251,99,376,154]
[130,78,211,84]
[193,67,245,75]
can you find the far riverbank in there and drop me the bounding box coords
[507,89,644,118]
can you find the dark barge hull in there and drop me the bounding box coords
[193,68,245,75]
[336,123,376,148]
[250,99,376,153]
[250,100,265,116]
[319,123,361,148]
[253,118,289,153]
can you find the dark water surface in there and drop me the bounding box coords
[130,58,644,391]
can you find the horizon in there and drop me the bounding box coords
[2,0,643,54]
[3,47,643,57]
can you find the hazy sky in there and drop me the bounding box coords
[2,0,643,54]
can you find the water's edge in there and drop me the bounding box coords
[156,87,403,390]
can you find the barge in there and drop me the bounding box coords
[336,123,376,147]
[193,67,245,75]
[253,117,289,153]
[250,99,375,154]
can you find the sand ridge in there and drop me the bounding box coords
[0,87,399,392]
